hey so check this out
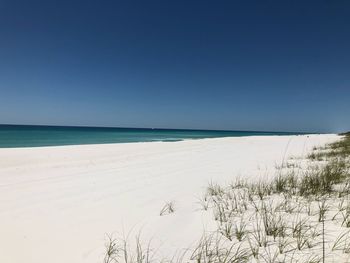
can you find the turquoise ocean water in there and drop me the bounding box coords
[0,125,307,148]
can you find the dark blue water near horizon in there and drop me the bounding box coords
[0,124,309,148]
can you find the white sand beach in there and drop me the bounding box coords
[0,134,339,263]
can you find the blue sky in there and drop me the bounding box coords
[0,0,349,132]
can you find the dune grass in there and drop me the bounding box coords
[159,201,175,216]
[103,133,350,262]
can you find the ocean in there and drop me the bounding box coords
[0,125,307,148]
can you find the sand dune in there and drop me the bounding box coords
[0,134,338,263]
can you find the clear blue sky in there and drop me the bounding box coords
[0,0,349,132]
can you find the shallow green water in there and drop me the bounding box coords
[0,125,307,148]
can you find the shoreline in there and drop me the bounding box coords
[0,134,339,262]
[0,133,330,150]
[0,124,313,148]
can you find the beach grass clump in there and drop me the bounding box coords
[197,194,210,211]
[207,181,225,197]
[103,233,158,263]
[260,246,280,263]
[309,133,350,161]
[259,202,286,240]
[249,216,268,248]
[332,230,350,254]
[273,174,288,193]
[234,218,247,242]
[338,202,350,228]
[219,220,234,241]
[190,233,251,263]
[273,169,299,195]
[317,199,329,222]
[276,236,292,254]
[104,235,120,263]
[248,181,273,200]
[247,237,260,258]
[159,201,175,216]
[299,159,348,197]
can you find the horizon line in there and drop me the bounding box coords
[0,123,318,134]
